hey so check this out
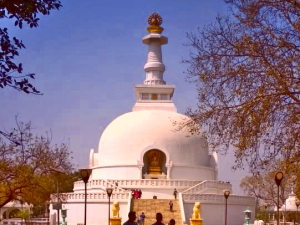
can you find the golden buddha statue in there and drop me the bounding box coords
[148,150,162,174]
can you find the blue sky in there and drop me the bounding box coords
[0,0,249,194]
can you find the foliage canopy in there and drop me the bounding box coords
[183,0,300,175]
[0,119,77,208]
[0,0,62,94]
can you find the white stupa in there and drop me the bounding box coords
[49,13,255,225]
[279,191,299,212]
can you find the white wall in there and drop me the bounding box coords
[183,202,255,225]
[50,202,128,225]
[91,166,140,180]
[171,166,215,180]
[91,165,216,181]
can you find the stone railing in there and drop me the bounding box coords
[52,192,130,203]
[73,179,231,196]
[1,218,49,225]
[126,191,132,215]
[73,179,125,193]
[178,193,186,224]
[107,179,201,189]
[182,193,255,205]
[181,180,232,194]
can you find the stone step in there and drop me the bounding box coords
[132,199,182,225]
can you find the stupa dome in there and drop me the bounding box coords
[97,110,210,168]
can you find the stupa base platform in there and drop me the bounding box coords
[143,173,167,179]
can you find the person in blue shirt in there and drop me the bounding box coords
[138,212,145,225]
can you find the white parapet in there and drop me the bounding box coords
[73,179,202,192]
[179,192,187,224]
[127,192,132,216]
[181,180,232,195]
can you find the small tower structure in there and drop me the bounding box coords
[133,13,176,112]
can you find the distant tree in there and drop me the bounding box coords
[255,205,270,223]
[240,171,298,222]
[182,0,300,176]
[0,0,62,142]
[240,172,292,207]
[240,167,300,221]
[28,170,80,218]
[0,118,75,208]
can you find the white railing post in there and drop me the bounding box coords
[179,193,186,224]
[127,192,132,215]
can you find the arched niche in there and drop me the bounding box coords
[2,210,7,219]
[142,149,167,179]
[8,208,21,218]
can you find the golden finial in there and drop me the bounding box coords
[147,13,164,34]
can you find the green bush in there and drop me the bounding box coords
[16,209,30,221]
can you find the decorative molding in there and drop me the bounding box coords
[137,100,173,103]
[165,160,173,168]
[137,160,144,170]
[135,84,175,88]
[91,164,138,169]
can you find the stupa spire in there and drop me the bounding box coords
[132,13,176,112]
[142,13,168,85]
[147,13,164,34]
